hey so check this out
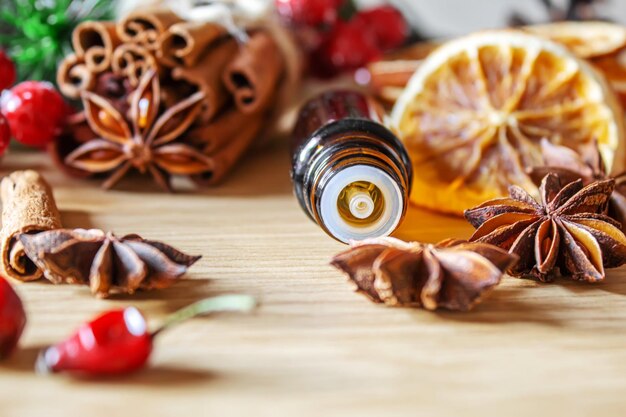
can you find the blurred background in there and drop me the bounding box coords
[361,0,626,36]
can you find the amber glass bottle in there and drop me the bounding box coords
[291,90,412,243]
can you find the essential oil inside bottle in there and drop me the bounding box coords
[337,181,385,225]
[291,90,412,243]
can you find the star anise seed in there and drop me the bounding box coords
[529,138,626,229]
[331,237,517,311]
[65,70,213,191]
[19,229,201,298]
[465,172,626,282]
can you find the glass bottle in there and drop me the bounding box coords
[291,90,412,243]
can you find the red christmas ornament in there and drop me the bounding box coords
[355,5,409,50]
[37,295,256,376]
[0,276,27,359]
[275,0,344,26]
[0,112,11,156]
[0,51,16,92]
[0,81,68,148]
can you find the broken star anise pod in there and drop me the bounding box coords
[66,70,213,191]
[331,237,517,311]
[465,173,626,283]
[19,229,201,298]
[529,138,626,228]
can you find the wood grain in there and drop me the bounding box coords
[1,145,626,417]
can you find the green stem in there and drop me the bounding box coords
[153,295,257,337]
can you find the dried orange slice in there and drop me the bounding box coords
[391,31,624,215]
[593,49,626,106]
[523,21,626,59]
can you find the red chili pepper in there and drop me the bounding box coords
[36,295,256,376]
[0,276,26,359]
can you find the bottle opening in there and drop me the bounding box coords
[337,181,385,224]
[319,165,404,244]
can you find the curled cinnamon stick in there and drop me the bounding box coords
[56,54,96,100]
[0,171,62,282]
[367,60,421,90]
[72,21,120,73]
[111,43,160,87]
[192,113,264,185]
[157,21,226,67]
[117,9,182,51]
[364,41,440,106]
[173,38,239,122]
[188,108,261,154]
[223,32,284,114]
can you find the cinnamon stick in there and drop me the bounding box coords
[383,41,441,61]
[172,38,239,122]
[367,60,421,90]
[364,41,441,106]
[117,9,182,51]
[111,43,160,87]
[72,21,120,73]
[223,32,284,114]
[187,108,262,154]
[0,171,62,282]
[56,54,96,100]
[193,114,264,185]
[157,21,226,67]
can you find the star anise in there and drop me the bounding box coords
[65,70,213,191]
[529,138,626,228]
[465,173,626,282]
[331,237,517,311]
[19,229,201,298]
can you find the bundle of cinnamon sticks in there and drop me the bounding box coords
[55,8,287,189]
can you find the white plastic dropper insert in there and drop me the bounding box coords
[320,165,403,244]
[346,189,375,219]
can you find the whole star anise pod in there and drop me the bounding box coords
[19,229,201,298]
[529,138,626,228]
[65,70,213,191]
[331,237,517,311]
[465,173,626,282]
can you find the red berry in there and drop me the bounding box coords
[0,112,10,156]
[0,81,68,148]
[0,51,16,92]
[37,307,152,376]
[355,6,409,50]
[36,295,256,377]
[275,0,344,26]
[314,20,381,77]
[0,277,27,359]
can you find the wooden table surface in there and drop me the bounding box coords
[1,144,625,417]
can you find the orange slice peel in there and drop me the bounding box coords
[392,30,624,215]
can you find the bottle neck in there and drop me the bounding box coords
[293,119,412,243]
